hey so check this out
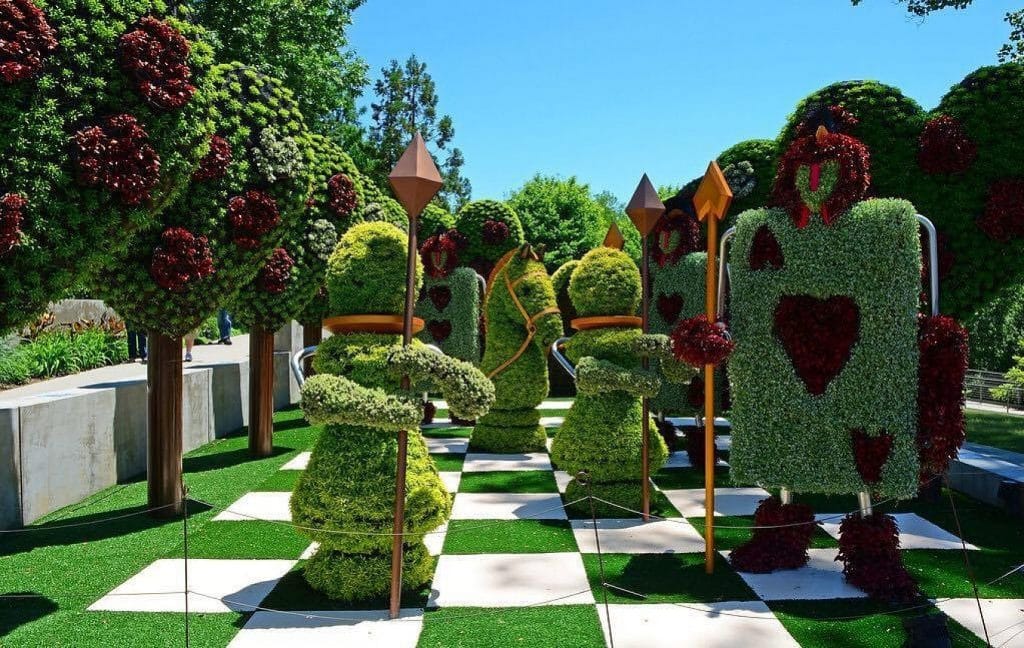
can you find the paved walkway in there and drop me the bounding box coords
[966,399,1024,417]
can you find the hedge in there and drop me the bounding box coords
[551,259,580,335]
[416,266,482,364]
[717,139,778,222]
[452,199,525,278]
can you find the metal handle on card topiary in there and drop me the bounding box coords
[290,346,319,387]
[918,214,939,317]
[716,227,736,321]
[550,337,575,379]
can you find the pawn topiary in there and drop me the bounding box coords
[551,247,693,516]
[292,221,494,601]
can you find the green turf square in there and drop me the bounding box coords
[653,466,730,490]
[685,515,839,551]
[564,490,682,519]
[258,469,301,491]
[418,605,606,648]
[166,520,310,559]
[442,520,578,554]
[458,471,557,493]
[905,549,1024,599]
[431,453,465,472]
[422,426,473,439]
[582,553,757,604]
[259,561,431,611]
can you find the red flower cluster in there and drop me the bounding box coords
[850,429,893,485]
[327,173,357,218]
[258,247,294,294]
[150,227,214,292]
[917,314,969,482]
[748,225,784,271]
[774,295,860,396]
[420,230,460,278]
[794,105,859,138]
[192,135,232,182]
[837,512,918,602]
[228,189,280,249]
[730,497,816,573]
[0,0,57,83]
[977,179,1024,241]
[651,214,701,268]
[670,315,734,367]
[482,219,510,245]
[918,115,977,176]
[73,114,160,206]
[0,192,26,255]
[772,131,870,228]
[118,17,195,111]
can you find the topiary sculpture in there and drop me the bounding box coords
[292,221,494,601]
[416,228,483,365]
[551,247,694,516]
[472,243,562,453]
[452,199,525,278]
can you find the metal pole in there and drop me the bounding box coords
[641,234,651,522]
[704,216,718,574]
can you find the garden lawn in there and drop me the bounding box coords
[965,409,1024,454]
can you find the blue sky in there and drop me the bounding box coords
[349,0,1016,203]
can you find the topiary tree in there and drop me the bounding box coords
[452,199,525,278]
[472,244,562,452]
[293,221,493,601]
[418,202,455,239]
[97,62,312,513]
[359,176,408,230]
[0,1,214,334]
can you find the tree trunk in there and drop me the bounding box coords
[248,325,275,457]
[147,331,183,518]
[302,320,322,376]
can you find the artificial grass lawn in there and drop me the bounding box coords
[653,466,731,490]
[422,426,473,439]
[582,553,757,604]
[687,515,839,551]
[258,468,302,491]
[165,520,309,560]
[965,409,1024,453]
[442,520,578,554]
[418,605,606,648]
[430,452,465,472]
[458,470,558,493]
[258,561,432,611]
[563,490,682,520]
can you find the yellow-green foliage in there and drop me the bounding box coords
[327,221,420,316]
[569,247,641,317]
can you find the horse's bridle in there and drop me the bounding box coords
[486,269,561,379]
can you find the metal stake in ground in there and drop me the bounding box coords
[626,174,665,522]
[692,161,732,574]
[387,133,443,620]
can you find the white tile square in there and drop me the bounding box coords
[89,559,296,613]
[214,492,292,521]
[450,493,567,520]
[554,470,572,493]
[662,452,728,469]
[281,452,310,471]
[661,487,770,517]
[423,522,448,557]
[599,602,799,648]
[571,518,705,554]
[937,598,1024,648]
[726,548,866,601]
[815,512,978,550]
[428,553,594,607]
[546,437,554,452]
[540,416,564,427]
[439,471,461,493]
[425,437,469,454]
[462,452,553,472]
[300,543,319,560]
[228,608,424,648]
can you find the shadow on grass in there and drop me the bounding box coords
[182,446,291,474]
[0,592,58,637]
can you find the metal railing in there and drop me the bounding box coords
[965,368,1024,411]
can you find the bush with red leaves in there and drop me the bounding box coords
[327,173,357,218]
[837,512,919,602]
[228,189,280,249]
[917,314,968,482]
[654,418,680,453]
[774,295,860,396]
[0,192,26,255]
[917,115,977,176]
[73,114,160,206]
[651,214,701,268]
[257,247,294,294]
[118,16,195,111]
[683,424,722,469]
[730,497,816,573]
[850,429,893,485]
[671,315,734,367]
[420,230,460,278]
[150,227,214,292]
[748,225,784,271]
[977,179,1024,242]
[192,135,232,182]
[0,0,57,84]
[446,228,469,251]
[686,375,704,409]
[482,219,510,245]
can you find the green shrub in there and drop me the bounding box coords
[551,259,580,335]
[415,267,482,364]
[717,139,778,219]
[0,329,127,383]
[568,247,640,317]
[419,203,454,239]
[359,178,408,231]
[728,200,921,499]
[452,200,525,275]
[327,221,420,316]
[0,347,30,386]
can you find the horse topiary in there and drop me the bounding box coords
[472,243,562,453]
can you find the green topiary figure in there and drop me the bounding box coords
[551,247,693,516]
[452,199,525,278]
[292,221,494,602]
[472,244,562,452]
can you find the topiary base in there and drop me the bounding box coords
[470,421,547,453]
[303,542,435,602]
[563,479,647,518]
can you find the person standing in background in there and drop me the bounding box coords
[127,328,147,363]
[217,309,232,345]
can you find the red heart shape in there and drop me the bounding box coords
[774,295,860,396]
[428,320,452,342]
[656,293,684,324]
[749,226,784,271]
[850,429,893,485]
[428,286,452,311]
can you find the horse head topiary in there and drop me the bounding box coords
[472,243,563,452]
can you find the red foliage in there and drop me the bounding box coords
[683,424,721,471]
[73,114,160,206]
[749,225,784,271]
[0,192,26,255]
[651,214,701,268]
[258,247,293,294]
[420,230,460,278]
[428,285,452,311]
[917,314,969,482]
[327,173,357,218]
[730,497,816,573]
[482,219,510,245]
[427,320,452,343]
[468,257,493,279]
[687,375,704,410]
[774,295,860,396]
[837,512,919,602]
[0,0,57,83]
[850,429,893,485]
[446,228,469,250]
[192,135,232,182]
[150,227,214,292]
[118,17,194,110]
[670,315,734,367]
[977,179,1024,242]
[656,292,684,325]
[918,115,977,176]
[228,189,280,249]
[655,418,680,453]
[772,131,870,228]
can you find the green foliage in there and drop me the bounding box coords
[327,221,420,316]
[0,330,127,386]
[358,177,409,230]
[419,203,455,238]
[415,267,482,363]
[300,373,423,431]
[717,139,778,217]
[993,340,1024,403]
[649,252,708,414]
[0,3,215,334]
[575,357,660,398]
[728,200,921,498]
[551,260,580,335]
[568,247,640,317]
[389,345,495,420]
[452,199,525,269]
